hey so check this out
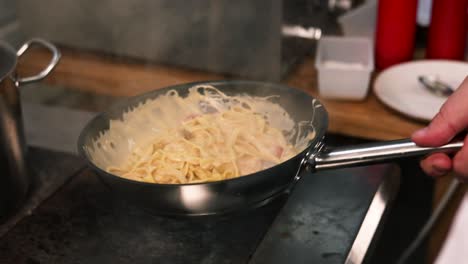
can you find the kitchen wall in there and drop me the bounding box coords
[0,0,23,46]
[15,0,282,81]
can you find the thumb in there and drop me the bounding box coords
[412,76,468,147]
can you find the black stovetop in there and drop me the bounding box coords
[0,146,399,264]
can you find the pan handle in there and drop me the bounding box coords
[311,138,464,171]
[15,38,61,85]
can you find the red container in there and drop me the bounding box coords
[426,0,468,60]
[375,0,418,70]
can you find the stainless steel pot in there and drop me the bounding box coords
[77,80,463,216]
[0,39,60,220]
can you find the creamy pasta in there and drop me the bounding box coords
[88,85,315,184]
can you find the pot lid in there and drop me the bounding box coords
[0,42,17,80]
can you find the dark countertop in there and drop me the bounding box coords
[0,142,400,263]
[0,168,283,264]
[0,90,406,263]
[0,147,85,238]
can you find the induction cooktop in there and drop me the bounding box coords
[0,104,400,264]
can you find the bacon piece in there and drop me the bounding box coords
[272,145,283,159]
[183,113,200,121]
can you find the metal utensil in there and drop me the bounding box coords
[78,80,464,216]
[0,39,60,221]
[418,75,454,97]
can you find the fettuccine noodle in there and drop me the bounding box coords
[89,85,315,184]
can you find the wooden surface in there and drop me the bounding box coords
[18,47,426,141]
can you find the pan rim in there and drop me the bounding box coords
[77,79,328,188]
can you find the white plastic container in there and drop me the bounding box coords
[315,36,374,100]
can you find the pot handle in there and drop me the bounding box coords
[15,38,61,85]
[311,138,464,171]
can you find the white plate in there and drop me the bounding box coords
[374,60,468,122]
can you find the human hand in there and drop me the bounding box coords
[411,77,468,180]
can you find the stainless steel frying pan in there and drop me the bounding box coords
[77,80,463,216]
